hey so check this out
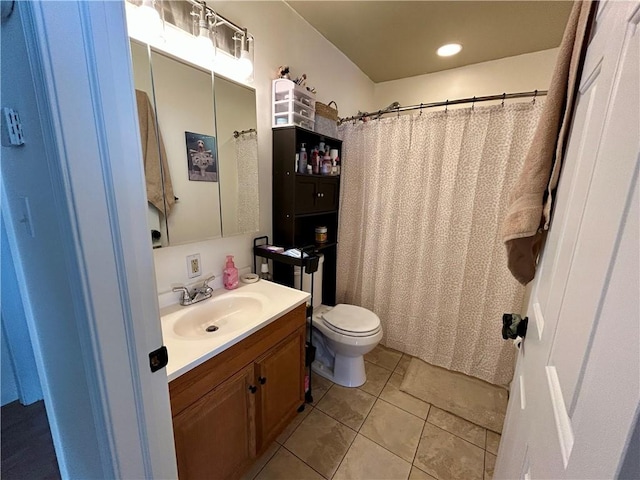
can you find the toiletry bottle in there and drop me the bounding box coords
[223,255,239,290]
[311,146,320,174]
[298,144,307,174]
[322,149,332,175]
[260,259,272,281]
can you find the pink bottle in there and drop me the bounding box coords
[223,255,239,290]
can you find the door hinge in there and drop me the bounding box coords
[149,346,168,373]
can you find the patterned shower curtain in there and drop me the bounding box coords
[337,101,544,385]
[234,132,259,234]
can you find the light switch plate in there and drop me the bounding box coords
[2,107,25,146]
[186,253,201,279]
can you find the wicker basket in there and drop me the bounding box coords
[315,101,339,137]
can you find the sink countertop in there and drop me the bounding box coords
[160,280,310,382]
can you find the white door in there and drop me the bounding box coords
[496,1,640,478]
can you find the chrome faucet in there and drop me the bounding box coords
[173,275,216,306]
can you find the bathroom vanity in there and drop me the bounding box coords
[160,281,309,479]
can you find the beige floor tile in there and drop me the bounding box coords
[365,345,403,371]
[333,434,411,480]
[409,466,437,480]
[414,423,484,480]
[380,373,431,419]
[360,399,425,462]
[359,361,392,396]
[427,407,486,448]
[310,374,333,406]
[484,451,496,480]
[284,409,356,479]
[401,359,507,433]
[276,405,313,444]
[241,442,280,480]
[486,431,501,455]
[394,355,412,376]
[255,448,324,480]
[316,385,376,430]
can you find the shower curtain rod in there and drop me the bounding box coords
[233,128,257,138]
[338,90,548,125]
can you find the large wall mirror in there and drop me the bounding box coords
[129,39,259,247]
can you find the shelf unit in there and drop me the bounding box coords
[272,126,342,306]
[272,79,316,130]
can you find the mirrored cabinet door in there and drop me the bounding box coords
[130,40,171,248]
[214,75,259,237]
[151,50,223,245]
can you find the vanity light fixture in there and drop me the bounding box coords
[137,0,164,41]
[437,43,463,57]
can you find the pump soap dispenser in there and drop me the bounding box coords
[223,255,239,290]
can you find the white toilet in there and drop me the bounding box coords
[295,256,383,387]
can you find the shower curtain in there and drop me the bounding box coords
[337,102,544,385]
[234,132,259,234]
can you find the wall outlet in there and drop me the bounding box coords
[186,253,201,279]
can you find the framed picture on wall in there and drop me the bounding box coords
[185,131,218,182]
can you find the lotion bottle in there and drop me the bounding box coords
[298,144,307,174]
[223,255,239,289]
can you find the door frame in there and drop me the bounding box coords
[6,1,177,477]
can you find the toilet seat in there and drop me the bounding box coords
[321,304,381,337]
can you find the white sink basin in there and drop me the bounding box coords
[160,281,310,381]
[169,293,266,339]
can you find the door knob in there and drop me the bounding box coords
[248,385,257,394]
[258,376,267,385]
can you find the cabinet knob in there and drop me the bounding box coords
[258,376,267,385]
[249,385,257,394]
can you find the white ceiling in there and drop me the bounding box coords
[286,1,573,83]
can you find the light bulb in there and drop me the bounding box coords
[437,43,462,57]
[236,49,253,79]
[138,0,162,36]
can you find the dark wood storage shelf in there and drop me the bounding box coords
[272,126,342,306]
[295,173,340,179]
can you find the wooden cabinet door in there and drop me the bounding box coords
[294,176,318,214]
[316,177,339,212]
[255,327,305,452]
[173,365,256,480]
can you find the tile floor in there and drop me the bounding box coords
[243,345,501,480]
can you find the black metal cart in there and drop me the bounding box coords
[253,236,318,404]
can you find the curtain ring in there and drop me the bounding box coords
[445,100,449,113]
[532,89,538,104]
[419,103,423,115]
[501,93,506,107]
[377,110,382,121]
[397,105,401,118]
[471,96,476,110]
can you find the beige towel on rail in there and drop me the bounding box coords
[502,1,594,285]
[135,89,175,215]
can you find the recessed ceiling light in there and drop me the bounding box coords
[437,43,462,57]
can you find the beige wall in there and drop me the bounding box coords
[374,48,559,110]
[152,1,374,295]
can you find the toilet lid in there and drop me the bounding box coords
[322,304,381,335]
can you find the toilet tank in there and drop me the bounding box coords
[294,253,323,308]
